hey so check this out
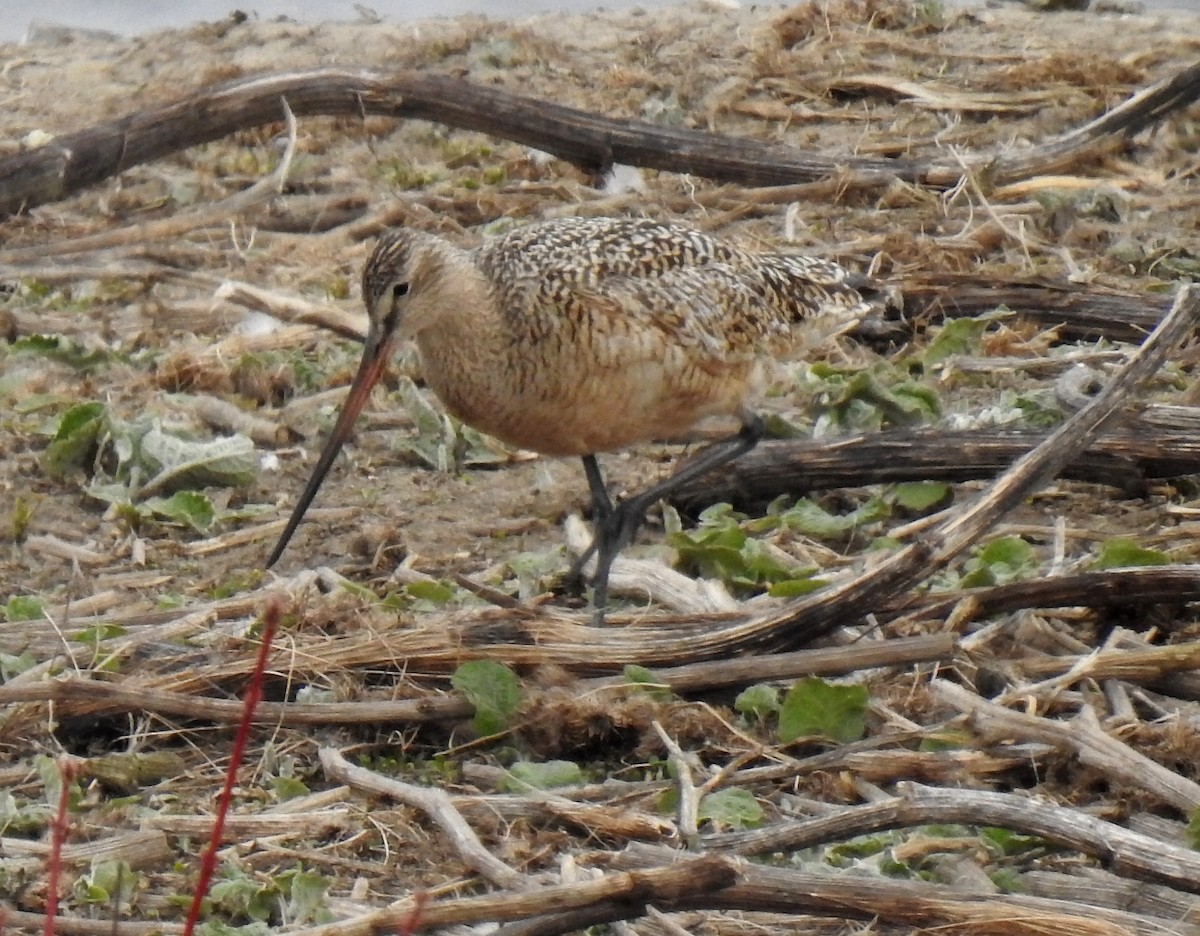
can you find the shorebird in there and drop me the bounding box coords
[266,216,875,621]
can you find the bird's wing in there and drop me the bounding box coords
[506,266,788,372]
[512,262,865,370]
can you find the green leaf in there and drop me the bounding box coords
[623,664,674,700]
[761,412,806,438]
[139,427,257,495]
[830,372,935,428]
[4,595,44,622]
[960,535,1038,587]
[778,500,849,538]
[1012,390,1065,428]
[405,579,457,604]
[891,481,951,512]
[697,788,763,830]
[35,754,82,811]
[734,684,780,720]
[828,836,888,862]
[508,548,566,600]
[0,788,50,833]
[503,760,584,791]
[779,496,890,539]
[778,677,868,744]
[624,664,659,685]
[767,577,827,598]
[74,622,128,644]
[11,334,62,356]
[980,827,1049,856]
[144,490,216,533]
[923,317,990,365]
[738,538,806,584]
[339,580,376,602]
[978,536,1034,568]
[451,660,521,736]
[1092,537,1169,570]
[208,871,279,923]
[41,401,106,479]
[281,869,331,925]
[271,776,310,800]
[0,651,38,680]
[990,868,1023,893]
[890,383,942,418]
[1186,806,1200,849]
[73,859,136,908]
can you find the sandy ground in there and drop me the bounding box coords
[1,0,1200,928]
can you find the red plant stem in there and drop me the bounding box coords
[43,756,81,936]
[396,891,429,936]
[182,599,282,936]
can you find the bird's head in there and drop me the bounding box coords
[266,228,439,568]
[362,228,459,343]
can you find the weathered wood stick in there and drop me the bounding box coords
[2,60,1198,216]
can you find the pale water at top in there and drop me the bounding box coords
[1,0,1197,43]
[7,0,707,42]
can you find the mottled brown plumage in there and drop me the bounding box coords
[269,216,873,620]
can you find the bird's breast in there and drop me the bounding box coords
[418,336,763,456]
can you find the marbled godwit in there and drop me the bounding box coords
[267,216,874,621]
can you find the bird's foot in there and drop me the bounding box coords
[582,499,648,624]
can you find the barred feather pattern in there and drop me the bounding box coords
[362,217,874,456]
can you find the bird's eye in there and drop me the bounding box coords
[392,282,410,299]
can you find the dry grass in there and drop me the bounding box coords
[2,1,1200,933]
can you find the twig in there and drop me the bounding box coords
[2,60,1197,217]
[529,845,1161,936]
[1,98,298,261]
[701,781,1200,894]
[187,394,292,449]
[933,679,1200,812]
[670,425,1200,510]
[213,280,367,343]
[746,282,1200,648]
[2,910,183,936]
[652,722,700,841]
[877,566,1200,628]
[0,633,955,729]
[318,746,527,889]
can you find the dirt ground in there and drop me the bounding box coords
[2,0,1200,932]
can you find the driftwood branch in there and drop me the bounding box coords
[593,846,1169,936]
[895,273,1172,343]
[740,282,1200,649]
[703,783,1200,893]
[2,60,1198,217]
[881,566,1200,626]
[670,425,1200,511]
[0,633,956,727]
[935,680,1200,811]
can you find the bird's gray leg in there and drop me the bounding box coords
[563,454,614,593]
[587,409,766,625]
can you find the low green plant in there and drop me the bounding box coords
[451,660,522,736]
[503,760,584,791]
[778,677,869,744]
[1091,537,1169,570]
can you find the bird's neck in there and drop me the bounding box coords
[410,254,510,422]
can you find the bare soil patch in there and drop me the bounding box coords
[2,1,1200,933]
